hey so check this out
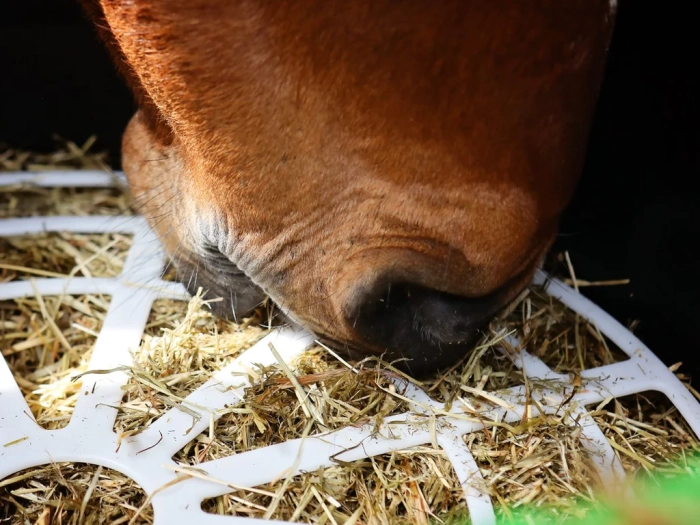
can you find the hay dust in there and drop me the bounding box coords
[1,142,699,524]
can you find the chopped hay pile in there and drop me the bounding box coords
[2,294,110,430]
[1,232,133,281]
[1,143,699,524]
[0,463,153,525]
[0,137,131,220]
[200,447,469,525]
[0,137,108,172]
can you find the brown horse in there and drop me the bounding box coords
[83,0,615,376]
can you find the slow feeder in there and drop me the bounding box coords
[1,171,699,525]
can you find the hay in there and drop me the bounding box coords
[1,232,133,282]
[110,285,697,524]
[0,136,109,172]
[0,463,153,524]
[466,424,599,522]
[201,448,469,525]
[2,143,699,524]
[420,286,630,405]
[1,143,130,431]
[1,294,110,430]
[592,393,700,475]
[114,296,268,440]
[427,286,700,522]
[0,137,132,220]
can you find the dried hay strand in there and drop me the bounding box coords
[426,284,699,522]
[1,141,142,430]
[420,285,630,405]
[114,295,268,440]
[1,293,110,429]
[0,463,153,524]
[0,136,108,172]
[112,292,457,523]
[0,186,131,219]
[201,448,469,525]
[128,289,695,524]
[1,142,154,523]
[466,422,600,523]
[592,393,700,476]
[1,232,133,282]
[0,138,135,284]
[1,144,130,430]
[2,144,699,524]
[0,137,132,219]
[114,293,406,457]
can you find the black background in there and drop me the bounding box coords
[2,1,698,378]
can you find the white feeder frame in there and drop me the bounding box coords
[1,171,699,525]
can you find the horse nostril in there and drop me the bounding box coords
[348,281,506,375]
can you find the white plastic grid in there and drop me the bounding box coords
[1,170,699,525]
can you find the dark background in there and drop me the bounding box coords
[2,1,698,376]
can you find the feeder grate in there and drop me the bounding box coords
[1,171,699,525]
